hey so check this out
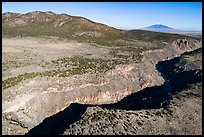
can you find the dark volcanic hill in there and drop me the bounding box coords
[143,24,176,32]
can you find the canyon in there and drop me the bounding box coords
[2,38,202,135]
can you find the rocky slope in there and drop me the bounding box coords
[2,38,201,135]
[2,11,125,45]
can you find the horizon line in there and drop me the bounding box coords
[2,10,202,32]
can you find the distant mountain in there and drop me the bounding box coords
[142,24,177,32]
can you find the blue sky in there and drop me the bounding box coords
[2,2,202,31]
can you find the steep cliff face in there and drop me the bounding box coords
[2,39,202,135]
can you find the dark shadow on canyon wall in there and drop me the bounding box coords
[26,103,89,135]
[181,47,202,56]
[26,48,202,135]
[155,47,202,90]
[99,85,169,111]
[99,71,202,111]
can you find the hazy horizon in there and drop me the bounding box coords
[2,2,202,31]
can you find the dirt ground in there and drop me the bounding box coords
[2,37,111,80]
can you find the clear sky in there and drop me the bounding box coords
[2,2,202,31]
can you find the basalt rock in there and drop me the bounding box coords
[173,39,198,51]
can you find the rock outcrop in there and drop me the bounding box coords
[173,39,197,51]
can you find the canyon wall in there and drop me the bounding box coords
[2,39,202,135]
